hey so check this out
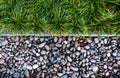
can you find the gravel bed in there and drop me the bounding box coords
[0,36,120,78]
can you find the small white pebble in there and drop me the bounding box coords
[36,53,40,56]
[118,61,120,65]
[67,56,72,62]
[0,54,2,58]
[104,38,107,44]
[94,38,99,43]
[105,72,109,76]
[33,64,39,69]
[26,65,32,70]
[26,40,29,44]
[70,66,78,71]
[92,66,98,72]
[77,47,81,51]
[0,59,4,64]
[64,41,67,44]
[104,65,107,69]
[107,53,111,57]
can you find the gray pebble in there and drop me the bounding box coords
[45,45,50,50]
[39,42,46,48]
[54,37,58,42]
[85,46,90,49]
[92,66,98,72]
[25,70,30,78]
[41,50,47,55]
[70,66,78,71]
[0,59,4,64]
[26,65,32,70]
[94,38,99,43]
[13,72,20,78]
[77,47,81,51]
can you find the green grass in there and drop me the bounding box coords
[0,0,120,35]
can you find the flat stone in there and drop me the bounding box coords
[26,65,32,70]
[33,64,39,69]
[0,59,5,64]
[39,42,46,48]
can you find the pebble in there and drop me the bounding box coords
[0,40,7,46]
[41,50,46,55]
[45,45,50,50]
[77,47,81,51]
[26,65,32,70]
[0,59,5,64]
[82,74,90,78]
[67,56,72,62]
[76,52,80,56]
[64,40,67,44]
[39,42,46,48]
[112,52,117,56]
[105,72,109,76]
[104,65,107,69]
[70,66,78,71]
[26,40,29,44]
[54,37,58,42]
[85,46,90,49]
[91,59,96,63]
[13,72,20,78]
[92,66,98,72]
[0,54,2,58]
[36,53,40,56]
[25,70,30,78]
[104,38,108,44]
[94,38,99,43]
[118,61,120,65]
[61,59,67,65]
[57,73,63,77]
[81,49,86,53]
[107,52,111,57]
[33,64,39,69]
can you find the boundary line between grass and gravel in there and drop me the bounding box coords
[0,34,118,37]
